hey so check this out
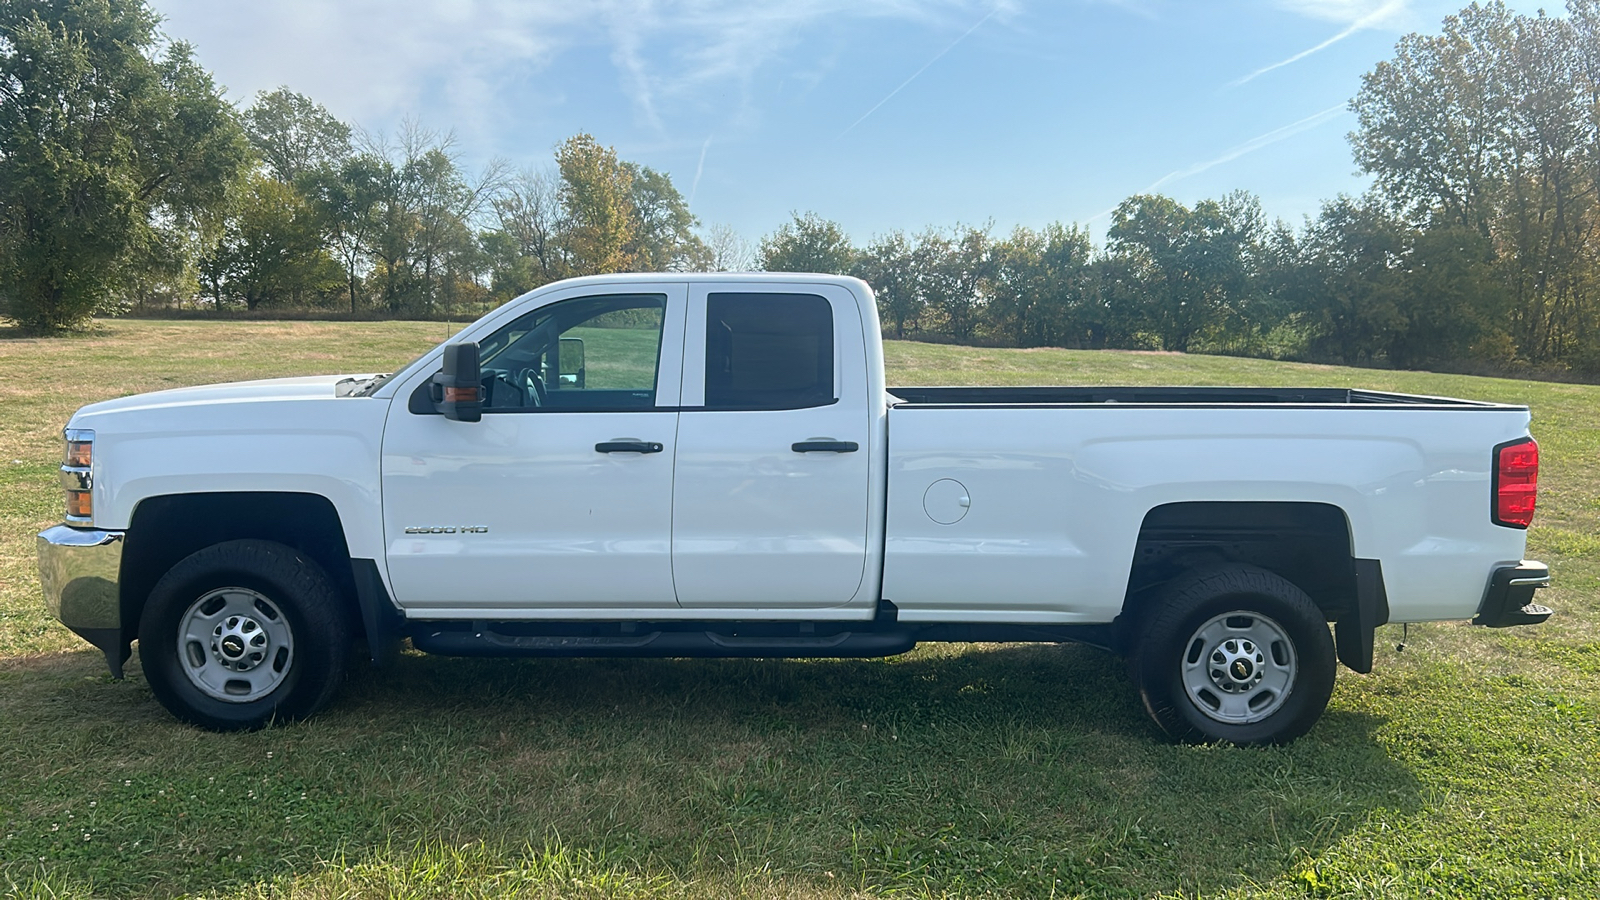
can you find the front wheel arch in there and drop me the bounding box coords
[119,492,360,661]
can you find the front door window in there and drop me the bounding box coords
[477,294,667,412]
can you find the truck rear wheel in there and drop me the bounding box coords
[1132,565,1335,745]
[138,540,349,731]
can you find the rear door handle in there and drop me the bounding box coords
[596,441,664,454]
[792,440,859,453]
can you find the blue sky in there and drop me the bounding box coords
[152,0,1547,245]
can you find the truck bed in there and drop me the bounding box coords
[879,390,1532,627]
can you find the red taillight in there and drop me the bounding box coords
[1493,438,1538,528]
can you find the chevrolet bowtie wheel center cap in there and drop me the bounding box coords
[211,615,270,672]
[1209,638,1266,693]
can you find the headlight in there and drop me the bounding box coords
[61,428,93,524]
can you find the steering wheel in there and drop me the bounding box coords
[514,367,547,408]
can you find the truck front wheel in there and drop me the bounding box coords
[138,540,349,731]
[1132,565,1335,745]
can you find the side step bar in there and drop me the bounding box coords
[412,624,918,658]
[1474,561,1553,628]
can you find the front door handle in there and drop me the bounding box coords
[792,440,859,453]
[596,441,664,454]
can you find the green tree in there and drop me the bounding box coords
[1286,196,1410,364]
[1351,1,1600,366]
[1286,195,1506,367]
[363,123,501,315]
[0,0,247,329]
[488,169,565,295]
[1352,3,1514,235]
[988,223,1096,348]
[852,231,920,339]
[1105,193,1264,352]
[480,228,534,301]
[625,163,709,271]
[301,154,385,314]
[199,173,343,310]
[758,212,855,274]
[243,87,352,185]
[1495,9,1596,362]
[556,133,637,276]
[484,138,709,298]
[911,225,994,343]
[1391,223,1506,368]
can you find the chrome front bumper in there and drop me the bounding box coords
[37,524,128,676]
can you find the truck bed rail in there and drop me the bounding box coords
[887,385,1521,409]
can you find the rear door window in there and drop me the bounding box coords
[703,293,834,410]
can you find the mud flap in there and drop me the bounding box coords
[1335,559,1390,674]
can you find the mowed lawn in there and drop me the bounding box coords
[0,320,1595,899]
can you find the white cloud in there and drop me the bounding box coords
[155,0,575,124]
[600,0,1015,135]
[152,0,1003,146]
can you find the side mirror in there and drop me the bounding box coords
[558,337,585,388]
[430,342,482,422]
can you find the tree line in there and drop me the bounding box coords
[761,2,1600,373]
[0,0,722,329]
[3,0,1599,375]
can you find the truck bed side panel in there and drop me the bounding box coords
[882,405,1532,624]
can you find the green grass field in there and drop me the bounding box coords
[1,320,1596,899]
[563,324,665,391]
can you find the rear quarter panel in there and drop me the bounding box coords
[882,405,1533,623]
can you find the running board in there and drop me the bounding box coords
[411,624,917,659]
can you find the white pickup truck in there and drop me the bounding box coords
[38,273,1552,744]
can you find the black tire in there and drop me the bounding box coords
[1132,565,1335,746]
[138,539,350,731]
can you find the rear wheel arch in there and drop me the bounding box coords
[1117,501,1358,638]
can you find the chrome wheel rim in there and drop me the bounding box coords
[1180,610,1296,725]
[176,587,294,702]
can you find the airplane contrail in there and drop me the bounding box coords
[1084,103,1349,224]
[688,136,711,207]
[835,5,1001,141]
[1227,0,1406,88]
[1145,103,1347,192]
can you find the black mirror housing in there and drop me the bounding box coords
[431,342,482,422]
